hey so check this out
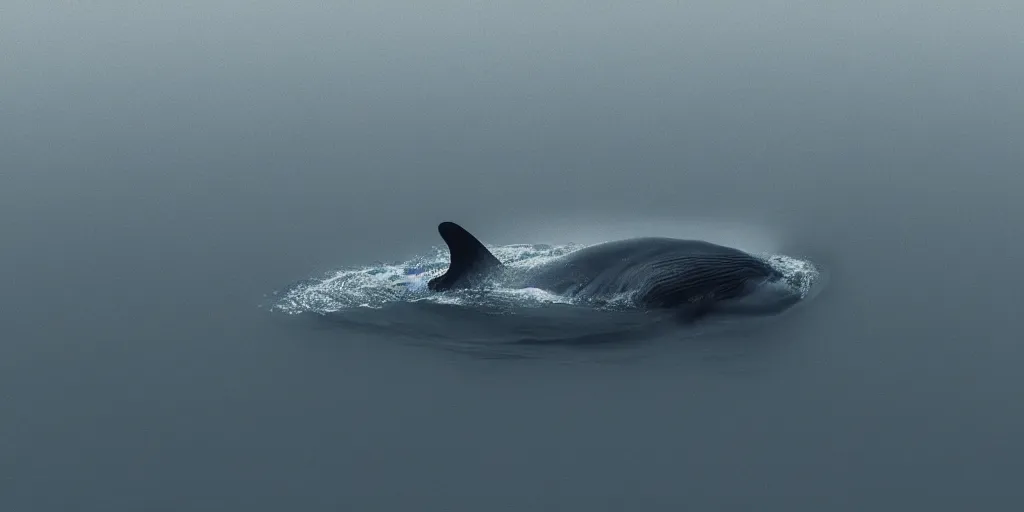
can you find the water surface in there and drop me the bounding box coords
[3,1,1023,510]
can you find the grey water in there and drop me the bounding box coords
[3,1,1023,510]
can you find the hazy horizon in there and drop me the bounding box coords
[3,2,1023,510]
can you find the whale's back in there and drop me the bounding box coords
[425,223,791,315]
[523,237,780,308]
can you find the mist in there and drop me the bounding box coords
[3,1,1023,510]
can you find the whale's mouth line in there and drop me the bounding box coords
[271,243,822,315]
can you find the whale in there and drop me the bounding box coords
[426,221,803,320]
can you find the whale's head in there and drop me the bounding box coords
[634,251,805,319]
[713,274,803,316]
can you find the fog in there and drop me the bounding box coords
[3,1,1023,510]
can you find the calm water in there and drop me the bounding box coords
[3,2,1023,510]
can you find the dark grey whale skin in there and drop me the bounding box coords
[427,221,798,317]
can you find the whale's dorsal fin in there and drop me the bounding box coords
[428,222,504,291]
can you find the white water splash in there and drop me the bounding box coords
[761,253,821,300]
